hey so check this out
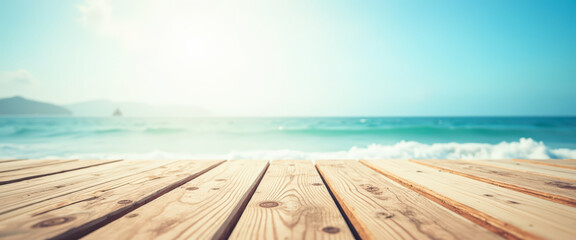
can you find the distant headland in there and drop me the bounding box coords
[0,96,71,115]
[0,96,211,117]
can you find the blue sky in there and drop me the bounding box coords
[0,0,575,116]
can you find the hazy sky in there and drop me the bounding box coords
[0,0,575,116]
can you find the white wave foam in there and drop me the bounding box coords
[46,138,576,160]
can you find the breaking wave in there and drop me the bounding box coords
[17,138,574,160]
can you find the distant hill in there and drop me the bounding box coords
[0,96,72,115]
[66,100,211,117]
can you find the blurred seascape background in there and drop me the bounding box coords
[2,116,575,160]
[1,1,575,160]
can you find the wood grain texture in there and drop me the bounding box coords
[0,159,75,173]
[361,159,576,240]
[471,160,576,181]
[0,159,121,185]
[316,160,501,240]
[0,159,26,164]
[230,160,354,240]
[0,160,224,240]
[412,159,576,207]
[0,160,168,215]
[513,159,576,170]
[85,160,269,240]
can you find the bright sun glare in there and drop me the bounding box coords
[78,0,318,114]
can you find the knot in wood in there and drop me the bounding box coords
[117,200,133,204]
[259,201,279,208]
[377,212,395,219]
[32,216,75,228]
[126,213,139,218]
[546,181,576,190]
[322,226,340,234]
[360,184,383,195]
[311,183,323,186]
[186,187,199,191]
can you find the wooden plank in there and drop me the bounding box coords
[316,160,501,240]
[513,159,576,170]
[0,159,26,164]
[361,160,576,240]
[0,160,169,215]
[229,160,354,240]
[0,159,122,185]
[0,160,224,240]
[412,159,576,207]
[471,160,576,181]
[0,159,75,173]
[85,160,269,240]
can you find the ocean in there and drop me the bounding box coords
[1,116,575,160]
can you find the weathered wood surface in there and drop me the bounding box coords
[0,159,121,185]
[412,159,576,207]
[85,160,269,240]
[0,160,168,215]
[1,158,576,240]
[513,159,576,170]
[316,160,501,240]
[0,160,224,240]
[362,159,576,240]
[229,160,354,240]
[472,160,576,181]
[0,159,26,164]
[0,159,75,173]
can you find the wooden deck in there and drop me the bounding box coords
[0,159,575,239]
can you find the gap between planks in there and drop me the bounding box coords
[316,160,501,240]
[229,160,355,240]
[513,159,576,170]
[84,160,269,240]
[0,159,27,164]
[0,159,77,173]
[411,159,576,208]
[469,160,576,181]
[0,160,171,215]
[0,160,224,240]
[0,160,122,185]
[361,159,576,240]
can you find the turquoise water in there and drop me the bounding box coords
[1,117,575,159]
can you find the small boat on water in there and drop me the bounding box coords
[113,108,123,117]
